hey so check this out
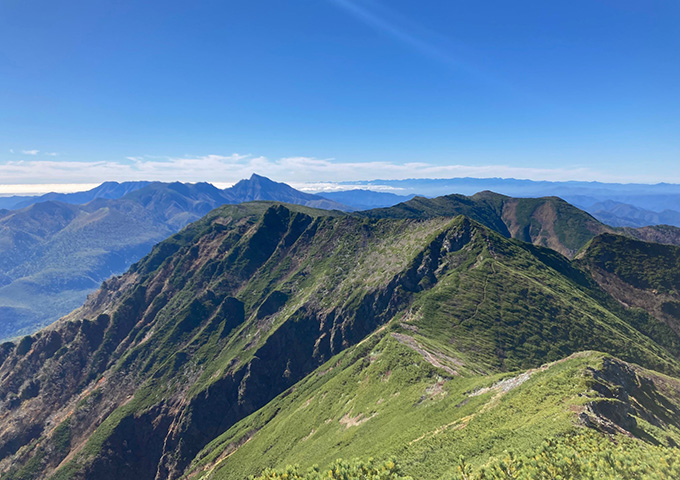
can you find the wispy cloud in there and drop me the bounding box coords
[327,0,495,85]
[0,153,671,193]
[330,0,456,65]
[0,183,100,195]
[11,149,59,156]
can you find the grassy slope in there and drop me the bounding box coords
[187,337,680,480]
[580,233,680,293]
[12,204,475,479]
[182,219,680,479]
[57,211,680,476]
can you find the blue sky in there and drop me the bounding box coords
[1,0,678,191]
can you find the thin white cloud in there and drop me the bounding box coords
[0,183,100,195]
[330,0,455,66]
[0,153,674,193]
[292,182,406,193]
[21,149,39,155]
[44,152,59,156]
[327,0,499,86]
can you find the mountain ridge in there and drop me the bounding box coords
[0,200,679,479]
[360,191,609,258]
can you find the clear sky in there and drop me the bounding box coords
[1,0,679,191]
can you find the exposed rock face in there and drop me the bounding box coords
[582,357,680,437]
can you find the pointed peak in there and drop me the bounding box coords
[249,173,274,183]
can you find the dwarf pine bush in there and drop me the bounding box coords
[251,458,412,480]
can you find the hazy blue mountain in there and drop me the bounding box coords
[317,189,416,210]
[0,176,347,340]
[0,190,203,340]
[583,200,680,228]
[223,174,348,210]
[4,176,680,217]
[0,197,31,210]
[13,181,152,208]
[0,181,151,210]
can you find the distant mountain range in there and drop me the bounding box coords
[0,175,346,213]
[4,175,680,227]
[584,200,680,228]
[318,190,416,210]
[0,175,347,340]
[313,177,680,227]
[331,177,680,207]
[0,181,152,210]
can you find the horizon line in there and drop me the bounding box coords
[1,175,679,197]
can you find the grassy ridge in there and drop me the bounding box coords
[188,338,680,480]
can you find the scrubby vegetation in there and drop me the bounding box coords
[255,433,680,480]
[453,432,680,480]
[252,458,411,480]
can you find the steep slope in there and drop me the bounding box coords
[187,346,680,480]
[3,178,673,341]
[363,191,611,257]
[0,202,679,480]
[578,233,680,336]
[223,174,348,211]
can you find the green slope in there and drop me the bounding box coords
[579,233,680,293]
[185,338,680,480]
